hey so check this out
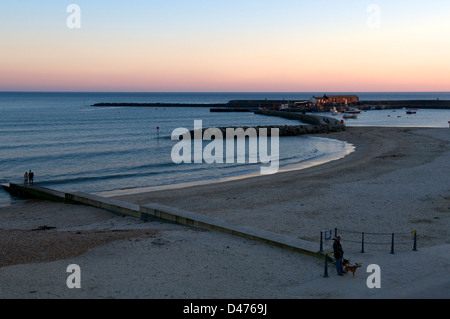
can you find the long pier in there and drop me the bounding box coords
[92,99,450,110]
[91,100,292,109]
[2,183,328,261]
[91,99,308,111]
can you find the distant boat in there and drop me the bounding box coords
[345,107,361,114]
[331,107,341,115]
[406,108,418,114]
[343,107,359,118]
[279,104,289,111]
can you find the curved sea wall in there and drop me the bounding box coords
[188,110,345,137]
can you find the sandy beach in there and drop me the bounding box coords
[0,126,449,300]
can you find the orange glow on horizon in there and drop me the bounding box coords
[1,8,449,93]
[2,1,450,92]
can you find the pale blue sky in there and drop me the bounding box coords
[1,1,449,91]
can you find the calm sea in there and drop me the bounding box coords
[1,92,449,206]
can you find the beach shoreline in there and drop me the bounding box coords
[112,126,449,246]
[1,126,449,299]
[95,135,355,198]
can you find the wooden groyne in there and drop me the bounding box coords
[2,183,66,202]
[2,183,327,260]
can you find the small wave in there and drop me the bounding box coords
[1,145,160,163]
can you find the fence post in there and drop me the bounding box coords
[361,232,365,253]
[323,253,329,278]
[390,233,395,254]
[412,230,417,251]
[319,231,324,253]
[334,228,337,238]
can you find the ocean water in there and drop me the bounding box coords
[1,92,449,206]
[328,108,450,128]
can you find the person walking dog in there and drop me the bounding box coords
[333,236,344,276]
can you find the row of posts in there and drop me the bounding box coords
[319,228,417,254]
[322,230,418,278]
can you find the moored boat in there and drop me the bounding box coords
[345,107,361,114]
[406,108,418,114]
[331,107,341,115]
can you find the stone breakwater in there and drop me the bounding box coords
[92,99,450,110]
[188,124,344,138]
[254,109,343,127]
[187,110,345,138]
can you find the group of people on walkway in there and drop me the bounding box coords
[23,170,34,185]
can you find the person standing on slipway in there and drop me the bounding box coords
[28,170,34,185]
[333,236,344,276]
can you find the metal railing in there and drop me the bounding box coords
[319,228,417,254]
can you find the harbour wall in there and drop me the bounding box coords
[92,99,450,110]
[358,100,450,109]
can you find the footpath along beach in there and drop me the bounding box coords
[0,126,449,299]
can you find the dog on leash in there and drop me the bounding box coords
[344,262,362,277]
[343,258,351,267]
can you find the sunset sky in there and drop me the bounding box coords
[1,0,449,92]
